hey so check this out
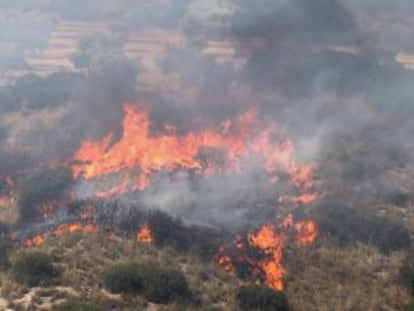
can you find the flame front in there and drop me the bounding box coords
[23,222,97,247]
[70,103,317,201]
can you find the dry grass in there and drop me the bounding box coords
[0,223,412,310]
[285,239,411,311]
[4,229,239,310]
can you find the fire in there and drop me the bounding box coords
[247,224,285,291]
[294,220,318,245]
[24,235,45,247]
[67,101,320,291]
[217,215,317,291]
[70,103,317,201]
[23,222,97,247]
[136,223,154,243]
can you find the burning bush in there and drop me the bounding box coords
[12,251,60,286]
[236,285,289,311]
[139,264,192,304]
[17,166,73,223]
[312,203,410,253]
[104,263,142,294]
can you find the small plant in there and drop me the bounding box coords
[12,252,60,286]
[103,263,142,294]
[236,286,288,311]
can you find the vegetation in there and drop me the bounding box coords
[104,262,191,304]
[17,166,73,223]
[51,300,100,311]
[0,236,11,269]
[104,263,142,294]
[311,202,411,253]
[139,264,192,304]
[400,262,414,295]
[236,286,288,311]
[147,210,221,260]
[12,252,60,286]
[403,303,414,311]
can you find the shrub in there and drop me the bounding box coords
[104,264,142,294]
[146,210,221,259]
[17,166,73,223]
[12,252,60,286]
[0,236,11,269]
[400,262,414,295]
[51,300,100,311]
[311,202,410,253]
[236,286,288,311]
[139,264,191,304]
[103,263,191,304]
[147,210,189,251]
[403,303,414,311]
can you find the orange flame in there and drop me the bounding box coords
[70,103,318,201]
[23,222,97,247]
[217,215,318,292]
[247,224,285,291]
[136,223,154,243]
[24,235,45,247]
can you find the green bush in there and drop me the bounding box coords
[17,166,73,223]
[12,252,60,286]
[103,262,191,304]
[146,210,221,259]
[51,300,99,311]
[139,264,191,304]
[402,302,414,311]
[0,236,11,269]
[147,210,189,251]
[400,263,414,295]
[104,264,142,294]
[311,203,410,253]
[236,286,288,311]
